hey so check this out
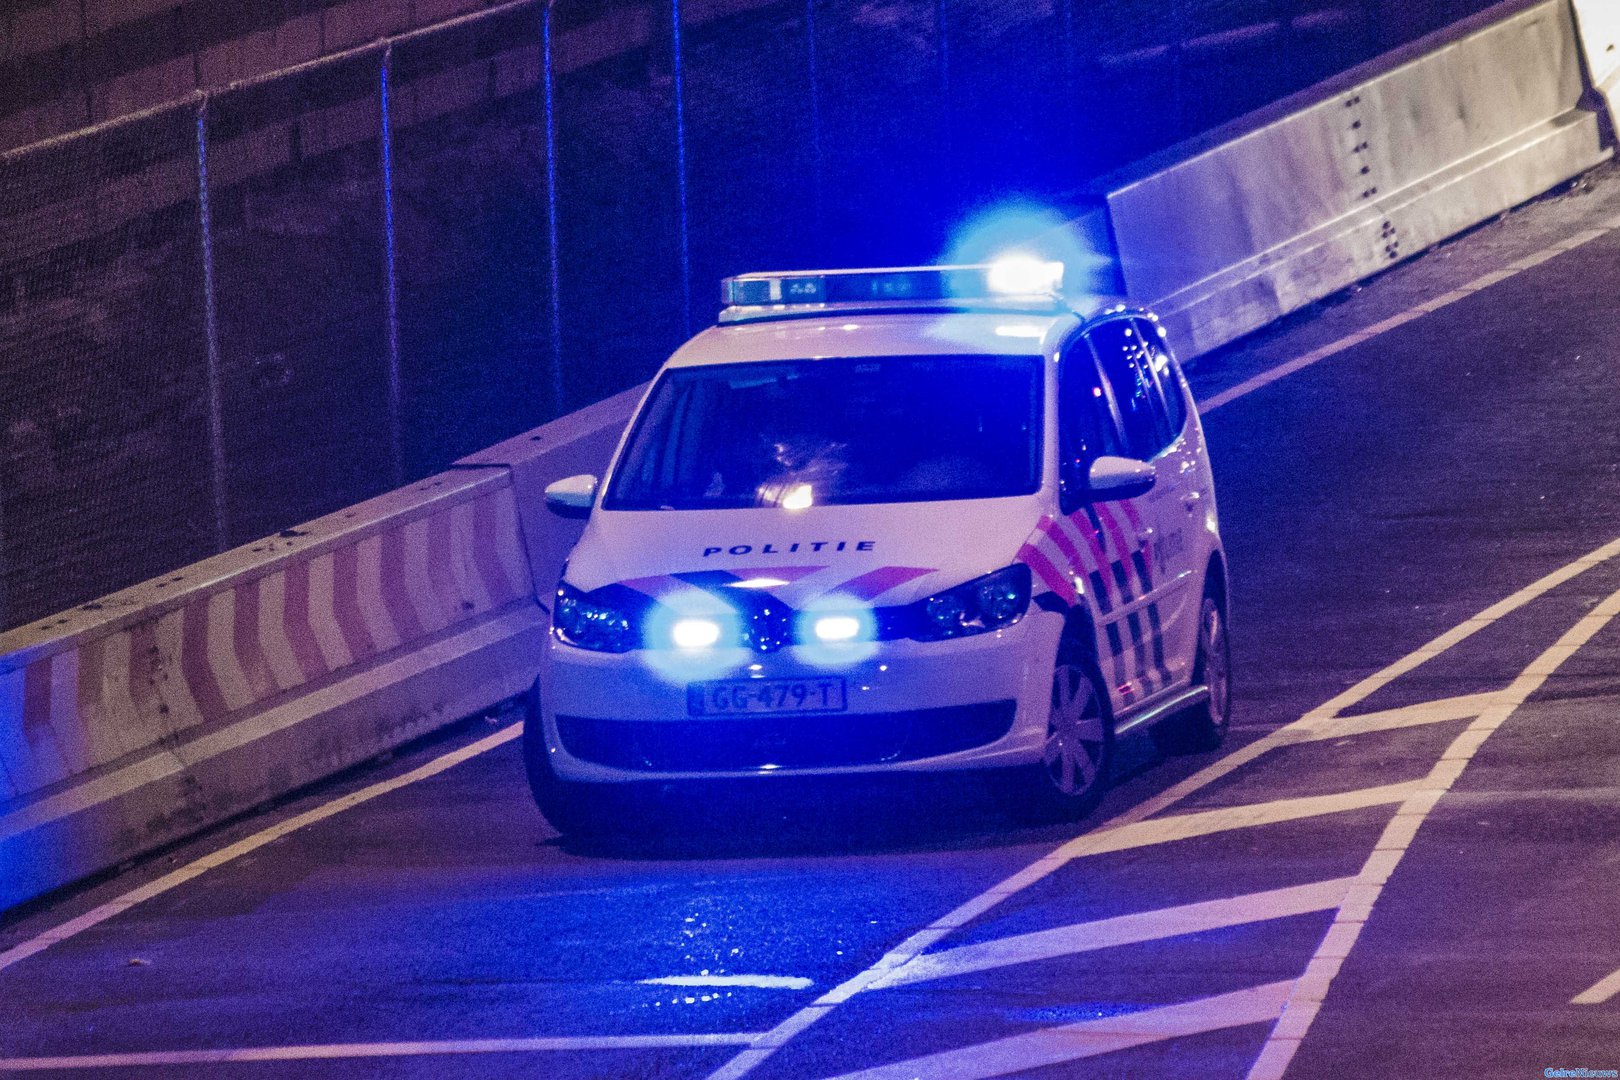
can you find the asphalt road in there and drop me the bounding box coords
[4,167,1620,1079]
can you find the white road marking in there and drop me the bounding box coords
[707,533,1620,1080]
[1194,220,1620,416]
[1246,579,1620,1080]
[1572,967,1620,1006]
[0,721,522,974]
[1050,781,1422,861]
[0,1034,761,1072]
[872,876,1354,990]
[1294,691,1504,741]
[822,981,1294,1080]
[641,975,815,990]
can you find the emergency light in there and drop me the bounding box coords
[721,259,1066,312]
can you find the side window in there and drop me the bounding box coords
[1087,320,1169,460]
[1136,318,1186,441]
[1058,336,1122,466]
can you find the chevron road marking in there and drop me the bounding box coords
[1293,691,1506,742]
[872,877,1355,991]
[1246,579,1620,1080]
[707,534,1620,1080]
[822,981,1295,1080]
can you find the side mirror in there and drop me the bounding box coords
[545,474,599,519]
[1087,456,1155,502]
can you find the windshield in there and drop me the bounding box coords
[603,354,1044,511]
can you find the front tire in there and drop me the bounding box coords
[1005,636,1114,824]
[1152,592,1232,755]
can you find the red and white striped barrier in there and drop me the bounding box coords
[2,484,528,799]
[0,387,641,911]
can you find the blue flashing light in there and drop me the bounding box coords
[721,263,1067,312]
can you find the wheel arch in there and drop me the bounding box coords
[1203,549,1229,615]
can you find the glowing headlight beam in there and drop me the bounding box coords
[813,615,862,642]
[671,617,722,649]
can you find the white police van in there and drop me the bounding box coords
[526,259,1229,835]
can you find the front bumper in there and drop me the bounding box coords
[539,608,1064,783]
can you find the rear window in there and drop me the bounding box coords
[604,355,1044,511]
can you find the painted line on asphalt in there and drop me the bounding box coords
[872,876,1355,990]
[641,975,815,991]
[1247,579,1620,1080]
[0,1034,762,1072]
[707,533,1620,1080]
[1295,691,1504,742]
[822,981,1295,1080]
[1572,967,1620,1006]
[1050,780,1422,862]
[1194,220,1620,416]
[0,722,522,975]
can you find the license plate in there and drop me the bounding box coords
[687,677,847,716]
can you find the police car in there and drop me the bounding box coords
[524,259,1229,835]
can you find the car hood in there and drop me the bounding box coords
[564,495,1046,608]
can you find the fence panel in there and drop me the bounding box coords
[392,4,555,477]
[205,53,395,547]
[811,0,952,264]
[0,102,213,631]
[683,3,821,310]
[553,3,685,408]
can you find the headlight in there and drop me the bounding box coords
[912,564,1031,641]
[670,617,723,649]
[553,582,637,652]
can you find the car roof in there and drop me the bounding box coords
[667,300,1147,370]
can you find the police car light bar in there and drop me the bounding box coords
[721,258,1066,311]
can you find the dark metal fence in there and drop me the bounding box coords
[0,0,1502,630]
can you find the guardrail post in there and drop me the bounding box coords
[544,0,566,416]
[805,0,825,260]
[195,94,230,553]
[935,0,953,200]
[379,44,405,488]
[671,0,694,337]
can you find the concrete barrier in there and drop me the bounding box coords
[1092,0,1612,358]
[0,386,641,911]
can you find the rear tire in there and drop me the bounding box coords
[1151,592,1232,755]
[522,680,616,839]
[1004,634,1114,824]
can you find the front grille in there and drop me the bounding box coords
[555,701,1018,772]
